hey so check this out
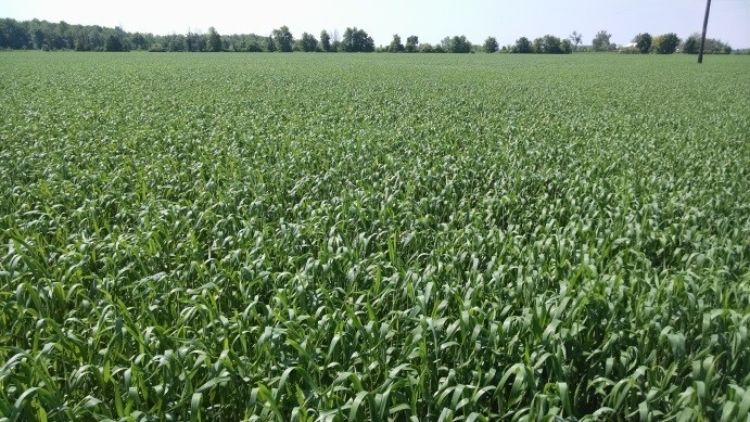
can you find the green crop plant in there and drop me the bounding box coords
[0,52,749,420]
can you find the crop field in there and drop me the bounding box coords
[1,51,749,420]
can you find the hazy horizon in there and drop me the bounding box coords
[2,0,750,48]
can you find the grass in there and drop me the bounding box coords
[1,51,749,421]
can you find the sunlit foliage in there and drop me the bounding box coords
[1,52,749,421]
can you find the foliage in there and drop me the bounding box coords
[682,33,732,55]
[298,32,318,52]
[207,27,222,52]
[0,18,138,51]
[185,32,206,52]
[524,34,573,54]
[441,35,472,53]
[104,34,125,52]
[683,36,699,55]
[405,35,419,53]
[3,17,722,57]
[1,50,750,422]
[272,26,294,52]
[483,37,499,53]
[653,33,681,54]
[592,30,611,52]
[319,30,332,52]
[532,35,571,54]
[266,34,277,52]
[633,33,652,54]
[388,34,404,53]
[418,42,435,53]
[561,39,573,54]
[341,27,374,52]
[568,31,582,51]
[511,37,533,53]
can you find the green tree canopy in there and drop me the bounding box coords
[483,37,499,53]
[592,30,611,52]
[540,35,563,53]
[272,26,294,52]
[341,27,374,52]
[441,35,472,53]
[299,32,318,52]
[389,34,404,52]
[418,42,434,53]
[319,30,332,52]
[653,33,680,54]
[633,33,652,54]
[682,33,731,54]
[512,37,533,53]
[207,27,222,52]
[104,34,124,51]
[266,34,277,52]
[405,35,419,53]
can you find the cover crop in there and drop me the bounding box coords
[1,52,749,421]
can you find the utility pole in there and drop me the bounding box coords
[698,0,712,64]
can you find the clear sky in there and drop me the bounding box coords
[2,0,749,48]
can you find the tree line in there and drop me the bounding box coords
[0,18,736,54]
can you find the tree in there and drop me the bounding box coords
[0,18,30,49]
[405,35,418,53]
[299,32,318,52]
[389,34,404,52]
[561,39,573,54]
[320,30,331,52]
[545,35,563,53]
[532,37,543,53]
[341,27,374,52]
[568,31,582,51]
[419,43,434,53]
[524,35,571,54]
[272,26,294,52]
[207,27,222,52]
[186,31,205,52]
[683,35,699,54]
[167,35,186,51]
[592,30,611,52]
[483,37,499,53]
[682,33,731,54]
[32,27,45,50]
[130,33,147,50]
[74,32,88,51]
[512,37,533,53]
[532,35,565,54]
[105,34,124,51]
[442,35,472,53]
[652,33,680,54]
[266,34,277,52]
[633,33,652,54]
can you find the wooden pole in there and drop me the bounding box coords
[698,0,712,64]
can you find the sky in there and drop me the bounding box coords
[2,0,749,48]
